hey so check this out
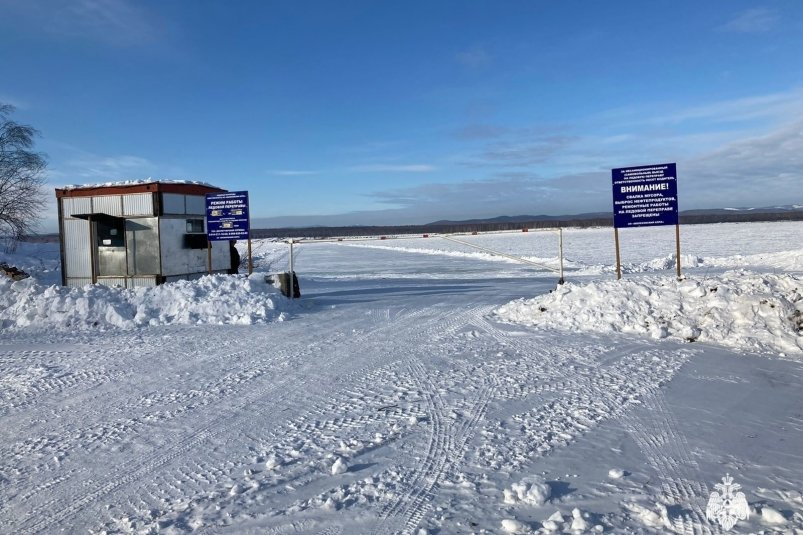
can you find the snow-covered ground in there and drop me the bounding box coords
[1,221,802,534]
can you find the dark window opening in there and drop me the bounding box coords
[97,219,125,247]
[186,218,205,233]
[184,234,208,249]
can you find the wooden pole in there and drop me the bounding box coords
[614,227,622,280]
[675,223,682,279]
[558,228,565,284]
[247,238,253,275]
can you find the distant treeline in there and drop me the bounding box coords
[251,210,803,239]
[17,209,803,243]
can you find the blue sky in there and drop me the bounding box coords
[2,0,803,230]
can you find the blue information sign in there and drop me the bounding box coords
[205,191,250,241]
[612,163,678,228]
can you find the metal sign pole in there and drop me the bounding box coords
[614,227,622,280]
[288,240,296,299]
[558,228,565,284]
[247,238,253,275]
[207,240,212,274]
[675,223,682,279]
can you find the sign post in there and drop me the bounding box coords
[611,163,680,280]
[205,191,252,275]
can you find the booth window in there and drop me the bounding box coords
[184,218,208,249]
[186,219,204,233]
[96,218,125,247]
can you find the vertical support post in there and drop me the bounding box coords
[247,238,253,275]
[288,239,296,300]
[675,223,682,280]
[207,240,212,274]
[614,227,622,280]
[558,228,565,285]
[89,216,98,284]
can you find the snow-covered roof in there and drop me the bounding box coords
[55,178,225,197]
[58,178,215,190]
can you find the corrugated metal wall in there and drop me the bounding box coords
[93,277,159,288]
[62,197,92,218]
[65,277,92,288]
[122,193,155,216]
[96,277,127,288]
[92,195,124,216]
[128,276,159,288]
[62,219,92,278]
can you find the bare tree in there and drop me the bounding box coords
[0,104,47,250]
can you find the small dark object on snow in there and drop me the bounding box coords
[264,271,301,298]
[0,262,29,281]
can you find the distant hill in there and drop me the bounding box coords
[429,205,803,226]
[251,205,803,239]
[428,212,610,226]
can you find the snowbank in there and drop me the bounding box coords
[495,270,803,356]
[0,273,292,330]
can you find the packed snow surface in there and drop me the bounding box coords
[1,221,803,534]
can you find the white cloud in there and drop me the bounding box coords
[720,8,778,33]
[68,154,153,178]
[650,87,803,126]
[46,151,186,186]
[682,120,803,205]
[350,164,437,173]
[268,170,319,176]
[368,173,605,217]
[2,0,163,46]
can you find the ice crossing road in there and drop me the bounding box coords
[2,270,802,534]
[0,275,692,534]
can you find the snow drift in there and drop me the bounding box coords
[495,270,803,356]
[0,273,291,330]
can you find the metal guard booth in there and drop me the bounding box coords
[55,181,232,288]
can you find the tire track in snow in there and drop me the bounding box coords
[621,387,715,535]
[192,305,489,533]
[77,304,451,534]
[0,338,272,491]
[373,355,498,534]
[8,314,406,534]
[153,303,496,535]
[374,358,451,535]
[476,347,692,473]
